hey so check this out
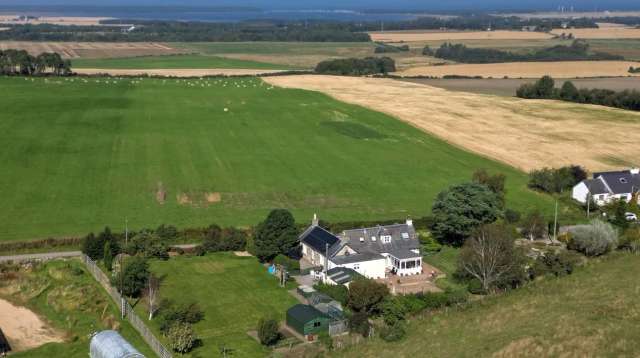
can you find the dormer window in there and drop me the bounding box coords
[381,235,392,244]
[401,232,409,239]
[371,236,377,242]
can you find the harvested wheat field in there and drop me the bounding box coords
[0,41,183,59]
[0,298,63,352]
[369,30,553,42]
[265,75,640,172]
[551,27,640,39]
[397,61,640,78]
[73,68,288,77]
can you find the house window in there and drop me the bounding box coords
[313,321,321,327]
[401,232,409,239]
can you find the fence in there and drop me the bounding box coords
[82,255,173,358]
[328,320,348,336]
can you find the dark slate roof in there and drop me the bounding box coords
[287,304,328,322]
[340,223,420,259]
[299,226,341,254]
[326,267,361,284]
[593,170,640,195]
[330,252,384,265]
[391,248,422,259]
[583,178,609,195]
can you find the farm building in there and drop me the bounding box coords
[286,304,330,337]
[0,328,10,355]
[90,330,145,358]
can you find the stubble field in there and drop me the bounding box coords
[369,30,554,42]
[0,41,185,59]
[265,75,640,172]
[0,76,553,241]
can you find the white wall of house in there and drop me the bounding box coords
[571,182,590,204]
[328,258,386,280]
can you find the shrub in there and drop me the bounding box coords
[532,250,582,278]
[348,311,370,337]
[504,209,521,224]
[347,278,389,315]
[273,254,300,271]
[165,322,196,353]
[619,227,640,253]
[315,57,396,76]
[158,301,205,333]
[568,220,619,256]
[194,245,207,256]
[314,283,349,305]
[114,256,149,297]
[379,321,407,342]
[528,165,585,194]
[381,298,407,326]
[257,318,281,346]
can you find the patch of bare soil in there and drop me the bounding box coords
[0,298,64,352]
[205,192,221,203]
[233,251,253,257]
[176,193,191,206]
[396,61,640,79]
[265,75,640,172]
[74,68,289,77]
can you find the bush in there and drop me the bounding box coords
[348,311,370,337]
[504,209,521,224]
[532,250,582,278]
[165,322,197,353]
[347,278,389,315]
[158,301,205,333]
[568,220,619,256]
[314,283,349,305]
[257,318,281,346]
[273,254,300,271]
[379,321,407,342]
[381,298,407,326]
[619,227,640,253]
[528,165,586,194]
[114,256,149,297]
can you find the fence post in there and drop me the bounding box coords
[81,254,172,358]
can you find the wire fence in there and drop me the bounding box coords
[82,254,172,358]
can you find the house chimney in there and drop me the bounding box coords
[631,168,640,175]
[406,217,413,227]
[312,213,319,227]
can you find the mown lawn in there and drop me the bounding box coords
[0,259,153,357]
[0,76,560,241]
[143,253,298,357]
[338,252,640,357]
[72,54,289,70]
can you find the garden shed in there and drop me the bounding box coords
[90,330,145,358]
[0,328,11,354]
[286,304,330,336]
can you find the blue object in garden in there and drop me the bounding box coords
[268,265,276,275]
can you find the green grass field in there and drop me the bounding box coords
[72,54,290,70]
[0,259,153,357]
[0,76,560,242]
[142,253,298,357]
[338,252,640,357]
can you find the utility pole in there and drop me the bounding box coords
[125,217,129,246]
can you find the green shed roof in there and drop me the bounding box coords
[287,304,329,322]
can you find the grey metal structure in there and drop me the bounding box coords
[90,330,145,358]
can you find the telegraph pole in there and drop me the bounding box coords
[553,200,559,242]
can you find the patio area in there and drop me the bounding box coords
[377,262,443,295]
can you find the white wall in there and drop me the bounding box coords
[572,182,589,204]
[329,258,386,280]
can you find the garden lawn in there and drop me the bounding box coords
[338,252,640,357]
[0,76,559,241]
[144,253,298,357]
[72,54,289,70]
[0,259,154,358]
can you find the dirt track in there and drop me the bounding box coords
[396,61,640,79]
[74,68,289,77]
[264,75,640,172]
[0,298,63,352]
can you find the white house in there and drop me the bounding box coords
[572,168,640,206]
[300,215,422,284]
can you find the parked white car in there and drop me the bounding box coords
[625,212,638,221]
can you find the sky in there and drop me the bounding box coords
[2,0,639,11]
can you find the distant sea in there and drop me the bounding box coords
[0,5,421,22]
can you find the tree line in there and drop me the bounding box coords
[315,57,396,75]
[356,14,598,32]
[0,49,71,75]
[517,76,640,112]
[0,20,370,42]
[432,40,623,64]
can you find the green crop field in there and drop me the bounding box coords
[0,76,560,242]
[0,259,153,357]
[72,54,289,70]
[142,253,298,357]
[337,252,640,357]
